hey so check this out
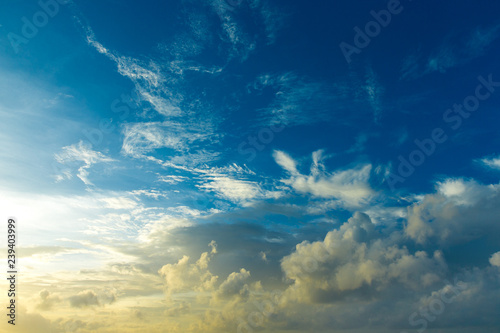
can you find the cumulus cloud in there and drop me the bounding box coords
[164,302,192,317]
[36,290,61,311]
[215,268,251,299]
[490,252,500,267]
[406,178,500,245]
[68,290,100,308]
[281,212,447,304]
[68,289,116,309]
[16,176,500,333]
[158,241,219,295]
[270,188,500,332]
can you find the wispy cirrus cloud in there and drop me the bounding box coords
[211,0,288,59]
[249,67,386,129]
[84,25,224,172]
[198,175,270,204]
[250,72,338,127]
[121,121,215,157]
[401,24,500,80]
[55,140,115,185]
[86,33,183,117]
[364,66,385,123]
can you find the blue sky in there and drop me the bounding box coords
[1,0,500,332]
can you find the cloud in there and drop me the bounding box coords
[364,66,384,123]
[401,24,500,80]
[122,122,214,157]
[68,289,116,309]
[55,141,115,185]
[211,0,287,59]
[251,72,339,127]
[121,121,220,168]
[272,200,500,332]
[274,150,298,174]
[164,302,192,317]
[281,212,446,304]
[490,252,500,267]
[36,290,61,311]
[86,30,183,117]
[480,155,500,170]
[406,178,500,246]
[157,174,189,184]
[68,290,100,308]
[437,178,468,197]
[198,176,267,203]
[0,307,53,333]
[254,0,288,44]
[84,25,223,172]
[215,268,251,299]
[12,175,500,332]
[274,150,374,207]
[100,197,138,210]
[158,241,219,295]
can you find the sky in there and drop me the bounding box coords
[1,0,500,332]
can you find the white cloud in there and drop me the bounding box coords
[122,122,186,157]
[198,176,265,203]
[167,206,202,217]
[158,241,219,295]
[274,150,374,207]
[156,174,188,184]
[490,252,500,267]
[480,155,500,170]
[159,254,218,295]
[122,122,216,162]
[407,178,500,245]
[273,150,298,175]
[54,141,115,185]
[100,197,138,210]
[86,31,182,117]
[437,178,467,197]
